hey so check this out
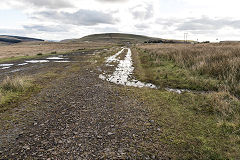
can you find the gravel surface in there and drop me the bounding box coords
[0,49,169,159]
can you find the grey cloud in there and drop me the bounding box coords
[23,25,67,32]
[96,0,128,3]
[177,16,240,31]
[157,16,240,33]
[36,10,118,26]
[0,28,27,35]
[18,0,73,9]
[130,4,153,20]
[135,24,149,30]
[91,26,119,33]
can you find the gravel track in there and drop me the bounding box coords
[0,49,169,159]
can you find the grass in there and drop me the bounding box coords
[0,76,39,113]
[130,46,240,159]
[132,48,219,91]
[139,43,240,96]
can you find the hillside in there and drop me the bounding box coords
[0,35,44,45]
[62,33,163,44]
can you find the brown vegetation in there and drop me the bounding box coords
[139,43,240,96]
[0,41,110,59]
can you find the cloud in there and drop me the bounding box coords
[0,28,26,35]
[0,0,73,9]
[130,4,153,20]
[21,0,73,9]
[96,0,128,3]
[23,25,67,32]
[177,16,240,31]
[91,26,119,33]
[157,16,240,32]
[35,9,118,26]
[135,23,149,30]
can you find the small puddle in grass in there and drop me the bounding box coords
[165,88,190,94]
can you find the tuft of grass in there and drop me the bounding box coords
[1,76,30,92]
[0,76,39,113]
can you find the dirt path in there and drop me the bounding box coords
[0,49,169,159]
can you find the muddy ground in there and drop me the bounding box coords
[0,48,169,159]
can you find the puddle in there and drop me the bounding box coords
[53,61,71,63]
[18,63,28,66]
[10,68,22,73]
[165,88,190,94]
[0,64,14,70]
[25,60,49,63]
[106,48,125,63]
[99,48,157,89]
[1,66,11,70]
[46,57,67,60]
[0,55,72,75]
[0,64,14,67]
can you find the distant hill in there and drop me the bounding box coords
[0,35,44,45]
[61,33,163,44]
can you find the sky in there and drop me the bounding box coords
[0,0,240,42]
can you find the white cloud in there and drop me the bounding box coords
[0,0,240,41]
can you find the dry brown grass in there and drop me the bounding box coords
[139,43,240,95]
[1,76,31,92]
[0,76,36,112]
[0,41,111,59]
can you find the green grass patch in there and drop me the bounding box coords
[123,87,240,159]
[133,48,219,91]
[129,47,240,159]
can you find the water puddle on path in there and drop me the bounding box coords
[0,64,14,70]
[53,60,71,63]
[99,48,157,89]
[46,57,67,60]
[99,48,206,94]
[25,60,49,63]
[0,55,72,72]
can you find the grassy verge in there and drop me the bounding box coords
[132,48,220,91]
[130,47,240,159]
[0,76,40,113]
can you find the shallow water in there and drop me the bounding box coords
[1,66,11,70]
[53,60,71,63]
[106,48,125,64]
[46,57,66,60]
[25,60,49,63]
[17,63,28,66]
[165,88,190,94]
[99,48,157,89]
[0,64,14,67]
[0,55,72,72]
